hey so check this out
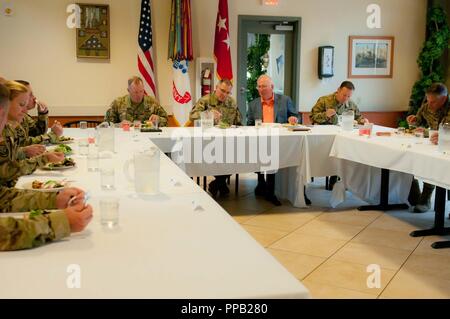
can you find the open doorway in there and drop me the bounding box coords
[237,15,302,124]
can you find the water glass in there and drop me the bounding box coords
[87,153,99,172]
[101,168,115,190]
[79,121,88,130]
[79,139,89,156]
[100,197,119,227]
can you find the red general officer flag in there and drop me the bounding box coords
[214,0,233,81]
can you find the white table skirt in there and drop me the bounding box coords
[150,126,413,208]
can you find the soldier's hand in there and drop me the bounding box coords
[36,100,49,114]
[326,108,336,118]
[288,116,298,125]
[51,121,63,137]
[430,132,439,145]
[22,145,46,158]
[56,187,85,209]
[45,151,65,163]
[212,110,222,124]
[65,202,93,233]
[149,114,159,122]
[406,115,417,125]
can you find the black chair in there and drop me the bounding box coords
[63,120,102,128]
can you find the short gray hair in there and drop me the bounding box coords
[128,76,143,87]
[426,83,448,97]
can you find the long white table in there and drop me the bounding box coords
[0,129,310,299]
[330,130,450,248]
[149,126,412,208]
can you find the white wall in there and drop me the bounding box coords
[0,0,427,115]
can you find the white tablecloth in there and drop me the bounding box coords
[330,129,450,190]
[0,129,310,299]
[150,126,412,208]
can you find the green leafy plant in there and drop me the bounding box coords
[408,5,450,115]
[246,34,270,103]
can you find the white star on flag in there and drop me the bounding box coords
[217,15,227,31]
[222,34,230,50]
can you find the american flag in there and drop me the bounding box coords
[138,0,157,97]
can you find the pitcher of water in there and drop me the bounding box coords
[341,110,354,132]
[200,110,214,129]
[97,122,115,153]
[438,122,450,153]
[124,147,160,194]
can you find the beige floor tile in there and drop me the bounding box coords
[381,269,450,299]
[413,236,450,257]
[269,233,347,258]
[317,210,381,227]
[267,248,326,280]
[244,211,320,232]
[368,214,431,234]
[401,253,450,281]
[219,195,274,213]
[331,242,411,271]
[228,209,260,224]
[305,259,396,296]
[302,280,377,299]
[293,220,364,241]
[241,224,288,247]
[352,228,422,251]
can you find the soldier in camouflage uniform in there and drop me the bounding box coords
[105,76,168,126]
[0,81,64,187]
[310,81,367,125]
[190,79,242,197]
[407,83,450,213]
[189,79,242,126]
[16,80,49,137]
[0,82,93,251]
[310,81,367,191]
[0,186,93,251]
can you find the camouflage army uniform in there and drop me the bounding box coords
[0,124,49,187]
[0,188,70,250]
[16,121,58,147]
[104,95,168,126]
[23,112,48,137]
[310,93,365,125]
[415,97,450,130]
[189,93,242,126]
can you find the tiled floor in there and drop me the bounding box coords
[206,173,450,299]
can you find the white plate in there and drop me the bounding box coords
[40,164,76,171]
[54,139,75,145]
[20,180,70,192]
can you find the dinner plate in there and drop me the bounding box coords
[41,164,76,171]
[20,180,70,192]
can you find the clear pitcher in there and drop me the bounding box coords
[124,147,160,194]
[97,122,115,153]
[200,110,214,129]
[341,110,354,132]
[438,122,450,153]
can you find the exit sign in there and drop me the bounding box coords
[262,0,279,5]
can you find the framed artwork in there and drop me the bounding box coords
[318,46,334,79]
[348,36,394,78]
[76,4,110,59]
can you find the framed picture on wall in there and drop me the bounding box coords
[318,46,334,79]
[76,4,110,59]
[348,36,394,78]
